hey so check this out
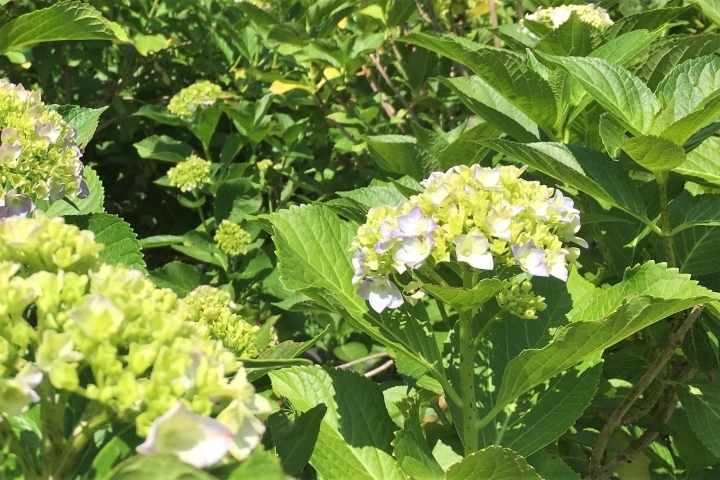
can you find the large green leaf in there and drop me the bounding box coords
[693,0,720,26]
[268,404,327,476]
[404,33,557,129]
[675,136,720,187]
[605,6,695,38]
[52,105,107,150]
[657,96,720,146]
[0,1,127,54]
[537,53,659,135]
[270,366,405,480]
[214,178,263,222]
[589,29,662,65]
[337,184,408,209]
[366,135,425,180]
[64,214,146,273]
[148,262,207,296]
[424,279,504,313]
[483,140,647,218]
[535,13,593,57]
[632,34,720,90]
[675,225,720,275]
[437,122,502,169]
[678,381,720,456]
[656,55,720,121]
[225,449,287,480]
[490,274,718,420]
[444,446,542,480]
[134,135,195,163]
[676,194,720,230]
[621,135,687,172]
[393,397,444,480]
[39,166,105,217]
[438,77,539,142]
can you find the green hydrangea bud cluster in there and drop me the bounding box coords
[214,220,251,256]
[0,79,88,218]
[185,285,261,358]
[167,154,212,192]
[168,80,223,118]
[524,4,612,31]
[496,280,547,320]
[351,165,585,313]
[0,212,103,274]
[0,215,269,468]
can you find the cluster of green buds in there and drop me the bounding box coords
[524,4,613,31]
[0,79,88,218]
[168,154,212,192]
[0,214,270,469]
[214,219,252,256]
[496,280,547,320]
[350,165,585,313]
[185,285,261,358]
[168,80,223,119]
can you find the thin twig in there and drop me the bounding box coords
[487,0,501,48]
[338,352,389,369]
[587,306,704,479]
[414,0,443,31]
[313,93,359,144]
[364,359,395,378]
[369,53,420,124]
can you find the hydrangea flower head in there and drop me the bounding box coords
[168,81,223,118]
[168,154,212,192]
[0,79,87,217]
[524,4,613,31]
[214,220,252,256]
[350,165,584,312]
[185,285,261,358]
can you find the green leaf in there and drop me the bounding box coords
[436,122,502,169]
[393,397,444,480]
[134,135,195,163]
[675,225,720,275]
[678,381,720,457]
[366,135,425,180]
[189,104,223,153]
[599,113,627,158]
[656,55,720,122]
[605,6,695,38]
[682,322,719,371]
[537,53,659,134]
[589,29,661,66]
[225,449,287,480]
[64,214,146,272]
[438,77,539,142]
[247,325,330,381]
[337,184,408,209]
[138,235,184,249]
[501,363,602,456]
[134,33,167,56]
[52,105,107,150]
[215,178,263,222]
[134,105,185,127]
[483,140,647,218]
[657,96,720,146]
[621,135,687,172]
[403,33,557,129]
[0,1,127,54]
[633,34,720,91]
[39,166,105,217]
[270,366,405,480]
[675,136,720,187]
[491,264,718,416]
[424,279,504,313]
[693,0,720,26]
[678,194,720,229]
[444,446,542,480]
[78,425,139,480]
[536,13,593,57]
[102,455,214,480]
[269,404,327,476]
[527,451,581,480]
[148,262,207,296]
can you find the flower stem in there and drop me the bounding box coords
[0,419,39,480]
[459,268,479,455]
[473,310,504,350]
[656,173,676,268]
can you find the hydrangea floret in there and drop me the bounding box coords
[350,164,585,314]
[168,154,212,192]
[0,215,270,473]
[0,79,88,218]
[185,285,262,358]
[168,80,223,118]
[524,4,613,31]
[214,219,252,256]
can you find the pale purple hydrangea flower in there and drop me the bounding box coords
[454,229,494,270]
[0,191,34,218]
[512,240,549,277]
[391,207,437,238]
[357,276,404,313]
[394,235,435,269]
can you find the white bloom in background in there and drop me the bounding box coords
[136,402,235,469]
[454,229,494,270]
[472,166,501,189]
[357,276,404,313]
[512,240,549,277]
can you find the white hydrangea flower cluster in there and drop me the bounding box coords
[0,79,87,218]
[524,4,613,31]
[351,165,585,313]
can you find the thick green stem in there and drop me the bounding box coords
[54,411,112,479]
[459,268,479,455]
[459,308,479,456]
[656,174,676,268]
[39,380,65,479]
